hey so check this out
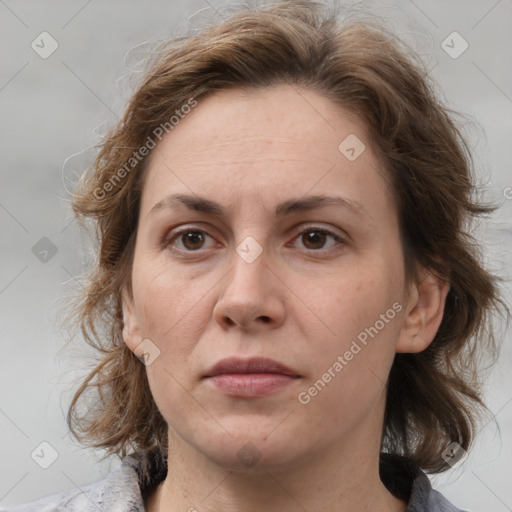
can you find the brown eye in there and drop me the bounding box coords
[293,227,343,251]
[181,231,206,250]
[165,228,216,252]
[302,230,328,250]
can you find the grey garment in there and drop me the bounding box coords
[3,454,466,512]
[2,460,144,512]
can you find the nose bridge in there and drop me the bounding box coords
[226,210,269,278]
[213,236,285,329]
[228,237,268,296]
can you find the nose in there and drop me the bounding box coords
[213,246,286,331]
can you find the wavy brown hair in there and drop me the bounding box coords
[67,0,505,484]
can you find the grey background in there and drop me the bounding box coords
[1,0,511,510]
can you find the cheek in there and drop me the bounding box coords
[298,257,405,393]
[296,284,403,433]
[132,260,210,425]
[307,262,402,339]
[131,255,208,358]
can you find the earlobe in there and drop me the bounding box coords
[121,286,143,354]
[396,269,450,354]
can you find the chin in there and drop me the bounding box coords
[193,420,309,474]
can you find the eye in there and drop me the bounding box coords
[291,226,344,251]
[163,225,345,254]
[164,228,217,252]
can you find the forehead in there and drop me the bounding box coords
[149,85,367,162]
[140,84,395,222]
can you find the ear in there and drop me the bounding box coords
[396,268,450,353]
[121,285,144,356]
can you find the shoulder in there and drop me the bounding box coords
[380,453,468,512]
[408,471,469,512]
[2,458,145,512]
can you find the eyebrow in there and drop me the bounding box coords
[149,193,371,221]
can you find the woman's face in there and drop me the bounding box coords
[122,85,431,471]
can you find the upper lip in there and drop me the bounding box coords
[203,357,300,378]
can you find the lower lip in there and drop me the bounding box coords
[207,373,298,397]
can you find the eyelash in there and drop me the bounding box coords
[163,225,345,255]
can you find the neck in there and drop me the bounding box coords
[145,425,406,512]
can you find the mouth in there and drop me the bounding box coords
[203,357,301,398]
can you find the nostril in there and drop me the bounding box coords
[222,315,271,327]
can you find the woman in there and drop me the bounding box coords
[7,1,505,511]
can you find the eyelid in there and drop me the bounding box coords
[292,223,345,239]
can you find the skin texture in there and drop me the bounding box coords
[121,84,449,512]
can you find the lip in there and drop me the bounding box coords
[204,357,299,377]
[203,357,301,398]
